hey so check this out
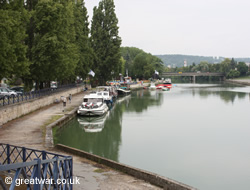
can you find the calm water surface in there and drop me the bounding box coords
[55,83,250,190]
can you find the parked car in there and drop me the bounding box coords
[10,86,24,95]
[50,84,57,90]
[0,87,18,98]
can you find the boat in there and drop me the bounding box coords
[162,87,170,91]
[77,94,109,116]
[78,112,110,133]
[96,86,118,105]
[156,78,172,89]
[149,82,156,90]
[117,83,131,95]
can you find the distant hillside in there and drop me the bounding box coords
[155,54,250,67]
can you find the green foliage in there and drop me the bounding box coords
[0,2,30,80]
[120,47,164,79]
[91,0,122,85]
[74,0,93,79]
[227,69,240,78]
[219,58,231,74]
[31,1,78,85]
[236,62,248,76]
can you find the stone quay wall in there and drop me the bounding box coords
[56,144,197,190]
[0,86,84,126]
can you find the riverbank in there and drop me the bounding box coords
[1,83,194,189]
[0,89,164,189]
[226,78,250,86]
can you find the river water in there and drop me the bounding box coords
[54,82,250,190]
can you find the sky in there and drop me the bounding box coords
[85,0,250,58]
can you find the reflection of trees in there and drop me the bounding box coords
[55,90,164,162]
[125,90,163,113]
[193,89,247,104]
[55,108,122,162]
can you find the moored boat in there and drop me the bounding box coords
[156,78,172,89]
[117,83,131,95]
[149,82,156,90]
[77,94,109,116]
[96,86,118,105]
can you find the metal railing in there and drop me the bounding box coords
[0,143,73,190]
[0,83,79,107]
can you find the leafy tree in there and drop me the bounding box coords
[236,62,248,76]
[91,0,122,85]
[219,58,231,74]
[74,0,94,80]
[120,47,164,79]
[0,0,30,80]
[32,1,78,88]
[230,58,237,70]
[227,69,240,78]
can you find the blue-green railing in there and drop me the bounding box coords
[0,143,73,190]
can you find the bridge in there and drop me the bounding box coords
[161,72,225,82]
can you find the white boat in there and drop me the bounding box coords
[149,82,156,90]
[77,94,109,116]
[96,86,118,104]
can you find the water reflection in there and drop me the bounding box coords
[55,90,165,162]
[181,84,250,104]
[78,112,110,133]
[125,90,164,113]
[55,83,250,190]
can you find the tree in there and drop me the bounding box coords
[91,0,122,85]
[32,1,78,88]
[120,47,164,79]
[227,69,240,78]
[0,0,30,80]
[74,0,94,80]
[236,62,248,76]
[230,58,237,70]
[220,58,231,74]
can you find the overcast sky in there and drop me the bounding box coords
[85,0,250,58]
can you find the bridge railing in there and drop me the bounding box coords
[0,143,73,190]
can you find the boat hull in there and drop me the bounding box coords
[117,89,131,95]
[156,84,172,88]
[77,105,109,116]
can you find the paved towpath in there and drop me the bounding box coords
[0,88,161,190]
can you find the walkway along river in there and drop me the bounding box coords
[54,82,250,190]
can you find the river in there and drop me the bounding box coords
[54,82,250,190]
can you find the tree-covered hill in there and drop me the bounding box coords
[155,54,250,67]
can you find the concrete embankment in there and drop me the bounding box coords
[56,144,197,190]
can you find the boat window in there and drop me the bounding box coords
[83,98,88,102]
[87,98,103,103]
[97,93,102,95]
[104,93,108,96]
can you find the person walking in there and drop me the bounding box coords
[61,96,67,112]
[69,94,72,103]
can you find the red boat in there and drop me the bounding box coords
[156,79,172,89]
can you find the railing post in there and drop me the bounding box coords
[42,151,46,160]
[53,157,59,189]
[7,144,10,165]
[70,158,73,190]
[22,147,26,162]
[34,158,41,190]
